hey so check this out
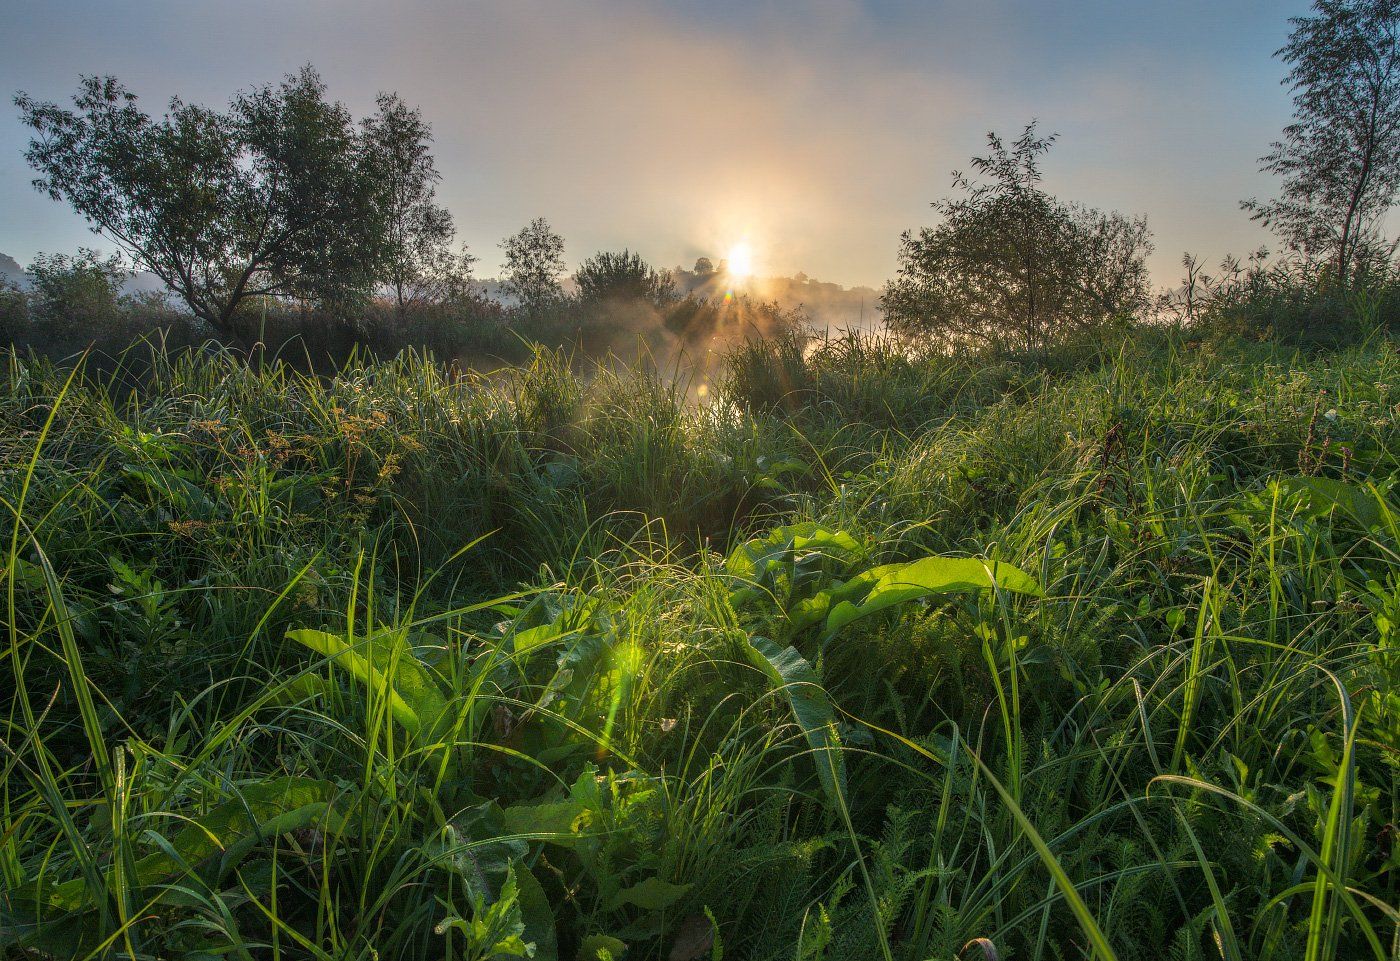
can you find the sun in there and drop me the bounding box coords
[726,242,754,279]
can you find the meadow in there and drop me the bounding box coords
[1,326,1398,960]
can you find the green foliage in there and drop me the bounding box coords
[0,278,28,343]
[501,217,568,314]
[15,68,391,330]
[2,328,1398,959]
[1162,249,1400,345]
[574,249,677,309]
[361,91,463,314]
[881,123,1153,351]
[26,248,127,325]
[1243,0,1400,281]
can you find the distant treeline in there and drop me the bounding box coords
[0,243,806,376]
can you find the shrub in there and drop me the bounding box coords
[0,277,28,343]
[882,124,1152,352]
[573,249,677,308]
[26,248,126,327]
[1162,250,1400,346]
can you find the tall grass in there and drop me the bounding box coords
[1,330,1397,959]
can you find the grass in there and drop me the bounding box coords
[0,326,1397,960]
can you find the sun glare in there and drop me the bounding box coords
[726,242,754,278]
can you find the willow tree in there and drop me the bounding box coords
[15,67,383,332]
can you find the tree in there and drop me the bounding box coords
[407,245,480,308]
[499,217,565,312]
[362,92,458,313]
[15,67,383,333]
[27,248,128,323]
[574,249,676,308]
[880,123,1152,351]
[1244,0,1400,281]
[693,256,715,274]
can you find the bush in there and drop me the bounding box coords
[882,124,1152,352]
[0,252,208,369]
[0,278,28,343]
[573,249,676,308]
[1162,251,1400,347]
[27,249,126,328]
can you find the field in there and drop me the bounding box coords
[2,328,1398,960]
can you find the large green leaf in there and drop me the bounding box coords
[512,864,558,961]
[606,876,692,912]
[726,523,865,610]
[287,627,449,739]
[1277,475,1394,530]
[786,563,905,632]
[501,767,601,849]
[726,525,1042,646]
[741,636,845,807]
[725,522,863,580]
[824,556,1042,638]
[435,802,529,906]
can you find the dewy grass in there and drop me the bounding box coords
[0,331,1397,959]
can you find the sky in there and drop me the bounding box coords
[0,0,1310,290]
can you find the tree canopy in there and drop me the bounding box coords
[1244,0,1400,281]
[573,249,676,308]
[500,218,566,313]
[881,123,1152,351]
[362,92,466,313]
[16,68,389,332]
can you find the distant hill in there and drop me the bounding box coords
[0,253,24,284]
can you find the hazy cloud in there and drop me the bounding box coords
[0,0,1310,288]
